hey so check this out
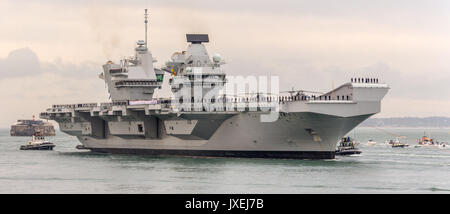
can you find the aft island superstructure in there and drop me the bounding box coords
[40,10,389,159]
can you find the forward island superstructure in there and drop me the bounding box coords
[39,10,389,159]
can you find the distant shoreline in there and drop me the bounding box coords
[356,126,450,129]
[359,117,450,128]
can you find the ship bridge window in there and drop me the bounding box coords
[138,124,143,133]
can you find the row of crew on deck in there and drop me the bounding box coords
[115,80,160,87]
[176,94,354,111]
[272,95,352,102]
[177,94,352,104]
[52,103,97,109]
[50,93,353,111]
[351,78,379,83]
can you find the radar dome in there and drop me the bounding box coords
[213,54,221,63]
[137,40,146,46]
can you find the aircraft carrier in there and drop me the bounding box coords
[39,10,389,159]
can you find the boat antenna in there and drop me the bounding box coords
[331,80,335,99]
[144,9,149,48]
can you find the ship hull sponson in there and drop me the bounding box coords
[76,112,373,159]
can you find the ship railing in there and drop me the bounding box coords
[100,103,114,109]
[274,95,354,102]
[40,112,50,117]
[174,100,279,112]
[115,80,160,87]
[51,103,98,109]
[113,101,129,106]
[311,95,353,102]
[99,101,129,109]
[170,94,355,112]
[109,68,127,74]
[350,77,380,84]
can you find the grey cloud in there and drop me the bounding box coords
[9,0,450,31]
[27,0,450,16]
[0,48,41,78]
[0,48,108,128]
[42,60,100,79]
[224,56,450,101]
[0,48,101,80]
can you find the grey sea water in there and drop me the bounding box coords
[0,127,449,194]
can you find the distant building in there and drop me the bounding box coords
[10,119,55,136]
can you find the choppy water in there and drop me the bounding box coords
[1,127,449,194]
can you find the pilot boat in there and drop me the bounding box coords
[367,139,377,146]
[390,138,408,148]
[418,135,434,146]
[335,137,362,156]
[20,132,55,150]
[416,135,448,148]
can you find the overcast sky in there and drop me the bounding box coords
[1,0,450,127]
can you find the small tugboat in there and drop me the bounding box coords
[336,137,362,156]
[417,134,447,147]
[367,139,377,146]
[20,132,55,150]
[418,135,434,146]
[75,145,88,150]
[390,138,409,148]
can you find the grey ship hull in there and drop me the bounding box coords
[42,81,388,160]
[90,148,335,159]
[78,112,372,159]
